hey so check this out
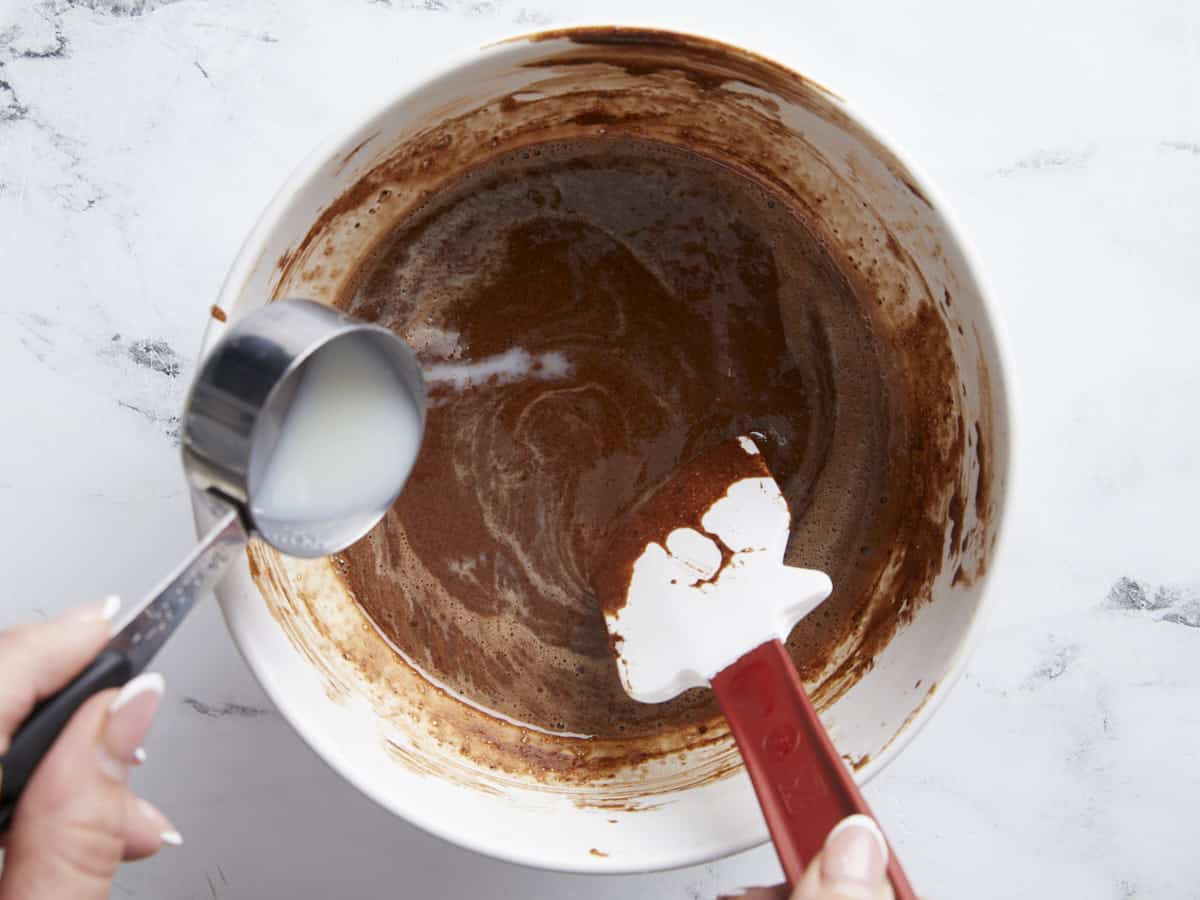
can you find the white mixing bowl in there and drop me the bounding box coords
[199,26,1013,875]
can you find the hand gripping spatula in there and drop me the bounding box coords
[594,436,916,896]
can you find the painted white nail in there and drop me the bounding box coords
[62,595,121,625]
[137,800,182,846]
[133,746,147,764]
[822,813,890,896]
[826,814,889,865]
[110,673,165,713]
[100,594,121,622]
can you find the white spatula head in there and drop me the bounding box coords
[594,436,833,704]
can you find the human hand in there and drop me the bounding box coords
[0,599,180,900]
[724,815,893,900]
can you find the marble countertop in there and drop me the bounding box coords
[1,0,1197,897]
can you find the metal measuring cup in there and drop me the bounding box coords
[0,299,426,828]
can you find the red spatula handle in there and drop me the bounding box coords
[711,639,917,897]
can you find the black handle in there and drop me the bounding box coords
[0,649,133,831]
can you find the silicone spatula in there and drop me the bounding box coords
[593,436,917,896]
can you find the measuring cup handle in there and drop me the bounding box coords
[710,639,918,898]
[0,496,246,832]
[0,649,133,831]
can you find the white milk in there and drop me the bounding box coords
[253,338,422,524]
[424,347,570,392]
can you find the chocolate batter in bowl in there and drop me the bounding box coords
[205,27,1012,873]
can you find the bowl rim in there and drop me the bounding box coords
[202,22,1018,874]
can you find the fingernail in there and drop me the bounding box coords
[137,799,183,847]
[133,747,147,764]
[111,673,165,714]
[820,815,889,896]
[62,595,121,625]
[99,673,165,781]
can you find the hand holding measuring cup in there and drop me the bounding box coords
[0,299,427,831]
[0,605,177,900]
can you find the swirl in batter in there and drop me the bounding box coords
[334,138,899,737]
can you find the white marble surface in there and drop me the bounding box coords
[1,0,1198,896]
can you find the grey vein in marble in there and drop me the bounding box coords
[59,0,181,17]
[64,332,193,442]
[0,68,106,211]
[515,7,553,24]
[1106,576,1200,629]
[1,4,65,59]
[182,697,273,718]
[126,338,182,379]
[1024,642,1081,689]
[366,0,549,18]
[116,400,181,442]
[0,2,176,220]
[14,24,66,58]
[13,312,55,366]
[988,147,1094,175]
[995,147,1093,176]
[0,74,28,121]
[1161,140,1200,156]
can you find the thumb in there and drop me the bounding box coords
[0,673,164,900]
[793,815,893,900]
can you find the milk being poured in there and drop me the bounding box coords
[252,337,422,525]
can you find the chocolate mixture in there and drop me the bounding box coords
[333,137,906,738]
[593,436,780,622]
